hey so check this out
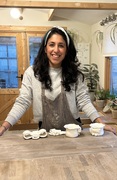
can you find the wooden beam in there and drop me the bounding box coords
[0,1,117,10]
[0,26,66,33]
[0,25,52,33]
[48,9,55,21]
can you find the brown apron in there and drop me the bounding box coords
[40,84,82,132]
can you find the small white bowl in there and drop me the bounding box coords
[64,124,81,138]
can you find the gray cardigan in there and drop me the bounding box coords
[5,66,100,126]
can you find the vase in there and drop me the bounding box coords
[64,124,81,138]
[89,91,95,102]
[111,109,117,119]
[96,99,106,109]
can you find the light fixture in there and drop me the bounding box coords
[10,8,23,20]
[100,13,117,26]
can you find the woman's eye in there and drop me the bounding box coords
[48,43,65,48]
[59,44,64,48]
[49,43,54,47]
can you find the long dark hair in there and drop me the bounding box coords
[33,27,84,91]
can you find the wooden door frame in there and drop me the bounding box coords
[104,57,111,90]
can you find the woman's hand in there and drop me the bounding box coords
[104,124,116,135]
[95,117,116,135]
[0,126,6,136]
[0,122,11,136]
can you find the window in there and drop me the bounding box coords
[110,56,117,96]
[0,37,18,88]
[29,37,42,65]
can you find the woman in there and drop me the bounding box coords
[0,26,116,135]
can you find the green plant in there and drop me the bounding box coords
[106,90,116,100]
[81,63,99,92]
[95,88,109,100]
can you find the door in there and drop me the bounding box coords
[0,32,32,127]
[0,32,43,129]
[0,26,52,129]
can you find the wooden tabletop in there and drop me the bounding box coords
[0,129,117,180]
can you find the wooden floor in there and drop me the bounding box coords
[0,129,117,180]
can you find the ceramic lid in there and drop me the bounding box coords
[90,123,105,129]
[64,124,81,129]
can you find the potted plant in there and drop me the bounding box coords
[81,63,100,101]
[102,91,116,113]
[110,99,117,119]
[95,88,108,109]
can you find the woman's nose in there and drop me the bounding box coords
[54,45,59,52]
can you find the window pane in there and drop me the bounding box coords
[8,45,16,58]
[0,37,18,88]
[29,37,42,65]
[110,56,117,96]
[0,45,7,58]
[0,59,8,70]
[9,59,17,71]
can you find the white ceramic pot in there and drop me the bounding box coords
[89,123,105,136]
[64,124,81,138]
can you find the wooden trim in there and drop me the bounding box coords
[16,33,28,81]
[9,123,38,131]
[0,26,67,33]
[0,26,52,33]
[0,89,19,95]
[0,1,117,10]
[104,57,110,90]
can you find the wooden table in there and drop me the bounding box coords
[0,129,117,180]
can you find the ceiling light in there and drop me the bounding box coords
[10,8,22,19]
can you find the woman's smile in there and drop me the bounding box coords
[51,53,61,59]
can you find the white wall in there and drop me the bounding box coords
[103,20,117,56]
[0,8,91,35]
[91,23,105,87]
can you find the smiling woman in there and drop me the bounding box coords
[0,1,117,132]
[0,26,116,136]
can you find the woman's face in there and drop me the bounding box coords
[45,33,67,68]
